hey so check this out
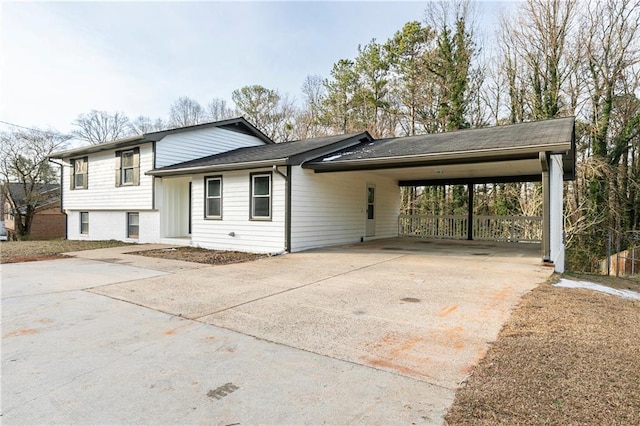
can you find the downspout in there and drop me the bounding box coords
[273,165,291,253]
[48,159,69,239]
[539,152,551,263]
[151,142,156,210]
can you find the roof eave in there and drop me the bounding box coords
[147,158,289,177]
[304,142,573,172]
[49,136,148,159]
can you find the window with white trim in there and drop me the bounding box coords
[205,176,222,219]
[250,173,271,220]
[115,147,140,186]
[80,212,89,235]
[71,157,88,189]
[127,212,139,238]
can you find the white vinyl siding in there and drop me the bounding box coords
[66,210,160,243]
[155,127,266,168]
[191,169,285,253]
[62,143,154,211]
[290,167,400,252]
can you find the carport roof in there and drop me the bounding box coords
[304,117,575,181]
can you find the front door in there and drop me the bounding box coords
[366,184,375,237]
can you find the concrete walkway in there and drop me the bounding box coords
[1,241,552,424]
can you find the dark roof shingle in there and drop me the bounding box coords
[149,133,368,175]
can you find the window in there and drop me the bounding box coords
[71,157,88,189]
[250,173,271,220]
[80,212,89,235]
[127,212,139,238]
[205,176,222,219]
[115,147,140,186]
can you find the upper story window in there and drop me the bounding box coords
[71,157,88,190]
[115,147,140,186]
[205,176,222,219]
[250,172,271,220]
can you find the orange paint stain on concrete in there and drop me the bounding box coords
[164,322,194,336]
[439,305,459,317]
[4,328,39,338]
[362,357,427,378]
[391,337,424,356]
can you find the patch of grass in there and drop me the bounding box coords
[0,239,132,263]
[445,278,640,425]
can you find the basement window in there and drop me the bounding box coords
[80,212,89,235]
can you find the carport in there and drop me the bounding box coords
[303,117,575,272]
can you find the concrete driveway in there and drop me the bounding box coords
[2,239,552,424]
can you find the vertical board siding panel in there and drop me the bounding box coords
[63,144,154,211]
[191,169,285,253]
[290,167,400,252]
[155,127,266,168]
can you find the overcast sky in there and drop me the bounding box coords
[1,1,510,135]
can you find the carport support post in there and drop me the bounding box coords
[467,183,474,240]
[540,152,551,262]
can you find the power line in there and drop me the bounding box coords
[0,120,46,132]
[0,120,72,137]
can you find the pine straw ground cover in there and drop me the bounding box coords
[131,246,267,265]
[0,239,131,263]
[445,274,640,425]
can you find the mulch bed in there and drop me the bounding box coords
[131,246,267,265]
[445,276,640,425]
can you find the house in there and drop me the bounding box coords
[49,116,575,272]
[1,182,65,240]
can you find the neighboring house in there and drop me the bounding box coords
[50,116,575,272]
[1,182,65,240]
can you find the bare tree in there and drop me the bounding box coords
[207,98,237,122]
[502,0,578,120]
[72,110,132,144]
[129,115,166,134]
[295,75,328,138]
[168,96,206,128]
[0,128,70,239]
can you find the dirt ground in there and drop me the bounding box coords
[0,240,131,263]
[445,274,640,425]
[130,246,266,265]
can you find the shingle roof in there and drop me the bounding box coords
[50,117,273,159]
[3,182,60,212]
[148,132,369,175]
[309,117,575,163]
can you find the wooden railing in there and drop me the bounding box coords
[398,214,543,242]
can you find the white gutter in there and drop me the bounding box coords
[147,158,289,176]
